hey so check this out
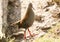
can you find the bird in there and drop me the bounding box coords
[17,3,35,39]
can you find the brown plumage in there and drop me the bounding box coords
[18,3,35,29]
[17,3,35,39]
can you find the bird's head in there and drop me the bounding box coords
[28,3,35,10]
[28,3,33,8]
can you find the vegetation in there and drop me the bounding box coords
[33,22,60,42]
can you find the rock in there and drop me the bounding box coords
[7,0,21,25]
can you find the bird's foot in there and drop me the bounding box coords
[26,33,38,39]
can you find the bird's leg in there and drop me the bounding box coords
[28,28,36,37]
[24,30,26,39]
[28,28,33,37]
[28,28,37,37]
